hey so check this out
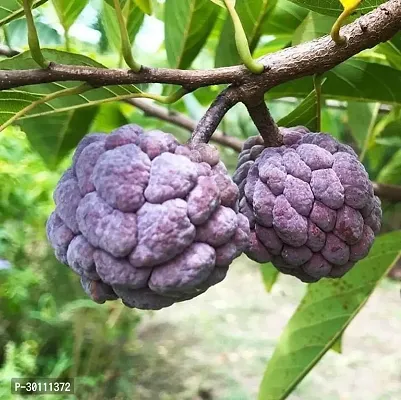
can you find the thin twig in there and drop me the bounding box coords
[373,182,401,203]
[127,98,243,151]
[113,0,141,72]
[22,0,48,68]
[0,44,19,57]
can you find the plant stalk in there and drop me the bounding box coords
[113,0,142,72]
[223,0,264,74]
[22,0,49,68]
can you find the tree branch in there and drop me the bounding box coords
[128,98,243,151]
[0,44,19,58]
[0,0,399,93]
[190,87,240,145]
[372,182,401,203]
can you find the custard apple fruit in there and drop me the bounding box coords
[233,126,381,282]
[46,124,250,309]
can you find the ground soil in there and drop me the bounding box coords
[131,257,401,400]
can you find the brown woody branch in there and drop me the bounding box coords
[0,44,19,58]
[0,0,400,93]
[190,87,240,146]
[128,98,243,151]
[373,183,401,203]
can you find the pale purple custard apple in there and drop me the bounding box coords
[47,124,250,309]
[233,126,382,282]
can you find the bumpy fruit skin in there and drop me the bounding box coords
[46,124,249,310]
[233,126,381,282]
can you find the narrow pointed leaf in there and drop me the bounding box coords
[278,79,326,131]
[262,0,308,36]
[90,102,129,133]
[0,49,141,125]
[377,149,401,185]
[347,102,379,157]
[165,0,220,69]
[17,106,98,169]
[268,60,401,105]
[52,0,89,31]
[0,0,49,27]
[133,0,152,14]
[331,335,342,353]
[258,231,401,400]
[209,0,235,7]
[287,0,386,17]
[292,12,335,45]
[215,0,277,67]
[260,263,280,293]
[376,32,401,70]
[101,0,144,52]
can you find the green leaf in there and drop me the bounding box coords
[209,0,235,7]
[133,0,152,14]
[52,0,89,31]
[253,36,293,58]
[287,0,386,17]
[6,18,62,48]
[0,49,141,123]
[165,0,220,69]
[0,0,48,27]
[104,0,128,7]
[260,263,279,293]
[292,11,335,45]
[101,0,144,53]
[376,32,401,70]
[277,80,326,131]
[360,107,401,172]
[372,107,401,139]
[330,335,342,354]
[268,60,401,105]
[347,102,379,158]
[90,102,129,133]
[258,231,401,400]
[375,136,401,147]
[377,149,401,185]
[262,0,308,36]
[17,106,98,169]
[215,0,277,67]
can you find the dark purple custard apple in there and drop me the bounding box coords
[233,126,382,282]
[46,124,250,310]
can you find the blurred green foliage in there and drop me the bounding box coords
[0,128,142,399]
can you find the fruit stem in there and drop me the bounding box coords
[223,0,264,74]
[245,99,283,147]
[23,0,49,68]
[331,2,361,44]
[113,0,142,72]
